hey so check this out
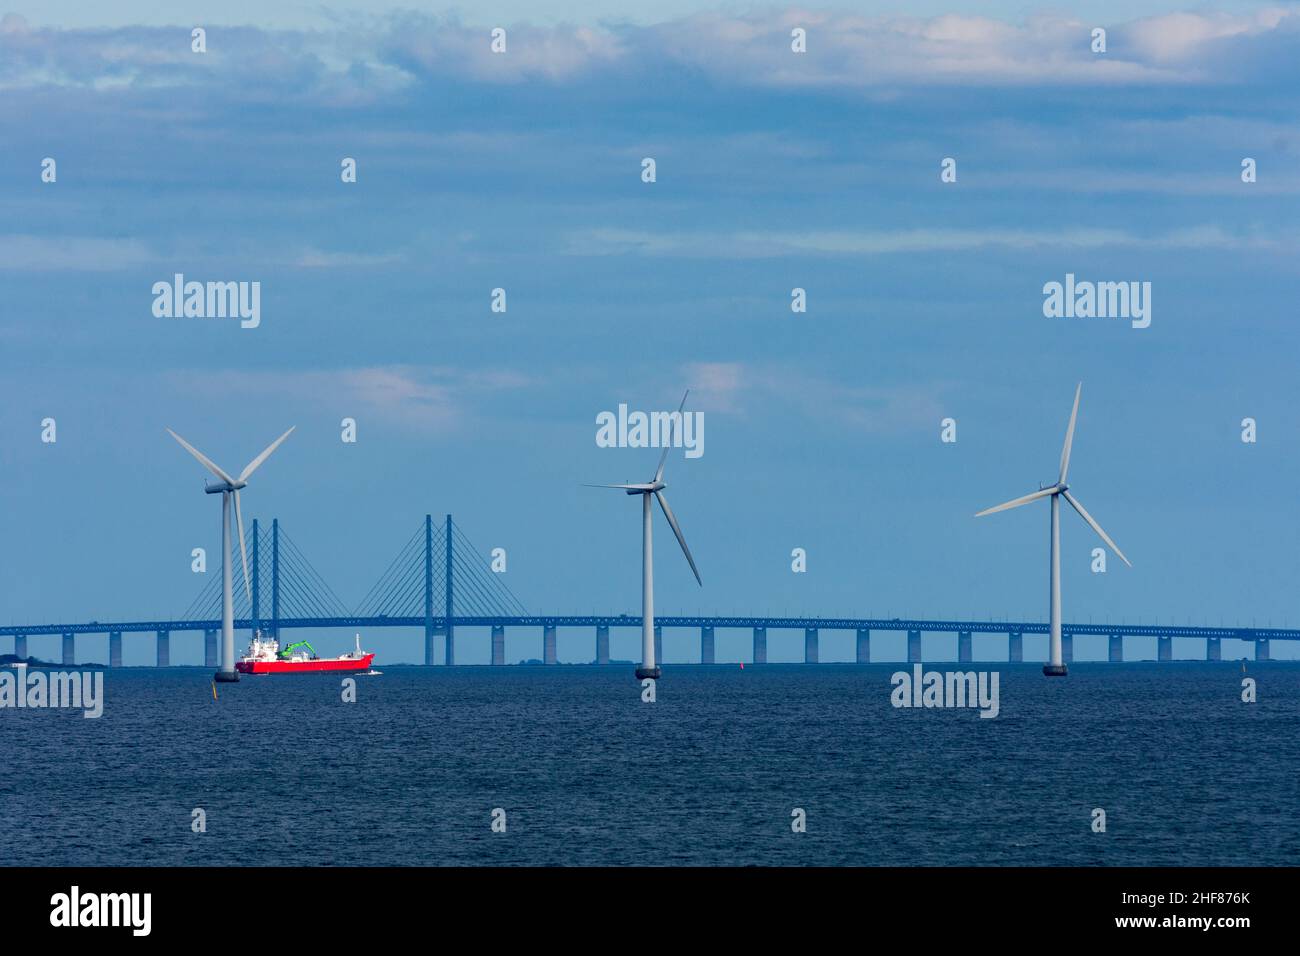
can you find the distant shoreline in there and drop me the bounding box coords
[0,654,106,670]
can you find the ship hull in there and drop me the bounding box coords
[236,653,375,675]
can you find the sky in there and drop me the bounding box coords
[2,2,1299,664]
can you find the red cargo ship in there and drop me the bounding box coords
[235,632,375,675]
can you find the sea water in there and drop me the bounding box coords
[1,663,1295,866]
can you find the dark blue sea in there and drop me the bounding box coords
[2,663,1297,866]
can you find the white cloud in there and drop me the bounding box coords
[166,365,533,431]
[635,8,1286,88]
[0,235,152,270]
[1,12,31,35]
[0,235,421,272]
[293,249,407,268]
[680,358,949,433]
[564,225,1294,259]
[1124,8,1289,62]
[684,361,745,413]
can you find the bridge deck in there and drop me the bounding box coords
[4,615,1296,640]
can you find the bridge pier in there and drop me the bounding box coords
[1008,631,1023,663]
[204,629,218,668]
[1206,637,1221,661]
[752,627,767,664]
[596,626,609,665]
[1109,634,1123,662]
[14,635,26,659]
[491,625,505,666]
[62,632,74,666]
[804,628,819,664]
[156,630,169,667]
[907,630,921,664]
[856,628,870,663]
[957,631,972,663]
[1062,633,1073,664]
[701,626,715,664]
[445,628,455,667]
[543,625,557,665]
[109,631,122,668]
[1158,636,1172,662]
[1256,638,1270,661]
[424,625,438,666]
[654,625,663,666]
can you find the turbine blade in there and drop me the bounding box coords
[655,490,701,585]
[1062,489,1131,567]
[654,389,690,483]
[233,490,252,604]
[166,428,235,485]
[1059,382,1082,485]
[583,483,656,491]
[240,426,295,482]
[974,487,1054,517]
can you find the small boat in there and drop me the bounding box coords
[235,632,374,675]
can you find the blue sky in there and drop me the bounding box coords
[3,3,1299,663]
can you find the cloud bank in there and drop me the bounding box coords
[1,7,1297,95]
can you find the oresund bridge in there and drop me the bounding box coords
[3,515,1295,667]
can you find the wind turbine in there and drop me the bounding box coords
[587,391,701,680]
[975,383,1129,677]
[167,426,295,683]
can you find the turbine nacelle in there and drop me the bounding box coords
[626,480,665,495]
[205,480,247,494]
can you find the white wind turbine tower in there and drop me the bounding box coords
[975,383,1130,677]
[167,426,295,682]
[587,391,701,680]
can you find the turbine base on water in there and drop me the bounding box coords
[1042,664,1068,677]
[635,665,662,681]
[214,670,241,683]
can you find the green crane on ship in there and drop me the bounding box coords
[277,641,318,660]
